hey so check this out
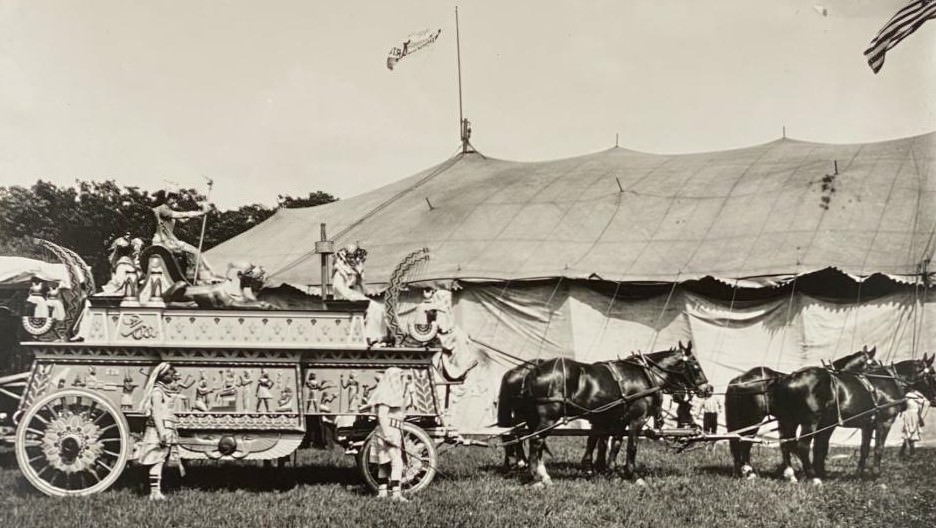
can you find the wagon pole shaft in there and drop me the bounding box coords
[193,177,214,282]
[497,386,664,447]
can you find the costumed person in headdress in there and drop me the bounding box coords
[420,286,479,440]
[101,234,139,295]
[364,367,410,502]
[137,362,181,500]
[331,244,389,347]
[900,389,927,459]
[151,190,219,283]
[332,244,368,301]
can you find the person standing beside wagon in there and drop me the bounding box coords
[137,362,182,501]
[697,384,720,435]
[363,367,410,502]
[899,389,927,459]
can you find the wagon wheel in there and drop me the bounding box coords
[15,389,131,496]
[356,422,438,494]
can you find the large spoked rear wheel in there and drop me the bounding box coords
[356,422,438,495]
[16,389,131,496]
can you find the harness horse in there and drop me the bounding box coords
[513,341,708,486]
[770,353,936,484]
[724,346,879,478]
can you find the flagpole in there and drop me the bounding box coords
[455,6,466,153]
[193,177,213,283]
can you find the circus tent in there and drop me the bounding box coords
[208,131,936,442]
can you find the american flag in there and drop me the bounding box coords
[865,0,936,73]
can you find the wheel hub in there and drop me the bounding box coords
[41,413,104,473]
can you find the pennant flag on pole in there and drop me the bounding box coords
[386,28,442,71]
[865,0,936,73]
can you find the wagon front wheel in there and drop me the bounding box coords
[357,422,437,494]
[16,389,131,496]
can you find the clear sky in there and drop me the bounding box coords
[0,0,933,209]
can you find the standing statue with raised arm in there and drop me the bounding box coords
[151,190,219,283]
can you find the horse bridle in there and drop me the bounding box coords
[863,362,936,401]
[626,349,706,394]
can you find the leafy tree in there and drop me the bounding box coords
[0,180,337,286]
[277,191,337,209]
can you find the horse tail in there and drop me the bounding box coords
[497,372,516,428]
[724,380,742,433]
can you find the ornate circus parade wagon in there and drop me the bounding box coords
[6,238,453,497]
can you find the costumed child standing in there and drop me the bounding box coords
[899,389,927,459]
[365,367,410,502]
[137,362,182,500]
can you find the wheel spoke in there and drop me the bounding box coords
[95,458,114,474]
[43,401,61,420]
[98,423,118,435]
[25,427,45,438]
[86,466,102,483]
[92,408,109,426]
[21,438,43,448]
[102,449,122,459]
[36,463,51,478]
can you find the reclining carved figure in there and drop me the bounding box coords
[169,262,272,309]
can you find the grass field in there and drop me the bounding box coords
[1,438,934,528]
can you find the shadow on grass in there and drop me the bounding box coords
[8,458,367,498]
[163,462,362,493]
[691,464,737,478]
[0,448,18,470]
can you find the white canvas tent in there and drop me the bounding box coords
[209,131,936,444]
[0,257,65,287]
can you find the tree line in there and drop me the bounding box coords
[0,180,336,286]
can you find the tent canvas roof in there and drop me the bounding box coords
[208,131,936,288]
[0,257,66,287]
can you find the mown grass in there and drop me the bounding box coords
[1,438,934,528]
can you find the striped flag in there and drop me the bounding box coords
[386,28,442,71]
[865,0,936,73]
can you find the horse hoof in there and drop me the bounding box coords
[516,461,528,469]
[782,467,797,482]
[531,481,546,489]
[740,464,754,479]
[746,472,758,480]
[634,478,647,487]
[811,478,822,487]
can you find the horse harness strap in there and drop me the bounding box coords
[854,372,883,420]
[828,371,845,426]
[603,362,628,400]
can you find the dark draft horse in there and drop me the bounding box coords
[498,359,623,474]
[724,346,879,479]
[771,353,936,484]
[515,341,708,486]
[497,359,543,470]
